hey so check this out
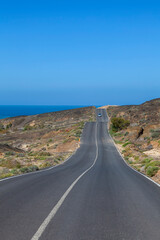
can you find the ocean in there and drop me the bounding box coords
[0,105,88,119]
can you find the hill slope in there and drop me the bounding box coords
[107,98,160,184]
[0,106,96,178]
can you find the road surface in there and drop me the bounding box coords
[0,109,160,240]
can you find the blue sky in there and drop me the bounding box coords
[0,0,160,105]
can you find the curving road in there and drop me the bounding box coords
[0,109,160,240]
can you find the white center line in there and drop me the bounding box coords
[31,122,99,240]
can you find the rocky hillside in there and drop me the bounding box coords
[107,98,160,184]
[0,106,96,179]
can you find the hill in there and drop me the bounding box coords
[107,98,160,184]
[0,106,96,178]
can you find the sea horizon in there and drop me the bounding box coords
[0,105,95,119]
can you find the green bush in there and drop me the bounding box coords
[28,165,39,172]
[39,162,52,168]
[75,130,81,137]
[34,156,47,160]
[122,142,132,147]
[151,131,160,139]
[77,121,85,129]
[124,156,129,161]
[128,160,133,164]
[0,123,4,131]
[134,156,140,161]
[0,173,13,179]
[146,166,159,177]
[111,117,130,132]
[31,151,51,157]
[144,136,150,140]
[0,159,21,169]
[20,165,39,173]
[5,151,15,156]
[141,158,152,164]
[114,140,123,144]
[38,152,51,156]
[10,168,19,174]
[132,165,140,172]
[20,167,29,173]
[113,132,123,137]
[150,129,160,139]
[145,160,160,170]
[23,125,34,131]
[6,123,12,129]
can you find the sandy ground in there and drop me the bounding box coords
[98,105,118,109]
[144,149,160,160]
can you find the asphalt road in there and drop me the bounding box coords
[0,109,160,240]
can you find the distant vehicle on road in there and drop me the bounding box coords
[98,113,102,117]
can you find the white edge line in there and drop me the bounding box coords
[0,123,87,183]
[31,122,98,240]
[106,110,160,188]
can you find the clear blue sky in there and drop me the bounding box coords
[0,0,160,106]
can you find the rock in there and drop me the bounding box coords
[130,123,138,127]
[0,167,9,174]
[41,147,46,151]
[146,144,153,150]
[140,166,145,173]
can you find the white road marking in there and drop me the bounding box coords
[31,123,98,240]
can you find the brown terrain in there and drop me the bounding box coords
[0,107,96,179]
[105,98,160,184]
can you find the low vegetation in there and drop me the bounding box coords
[111,117,130,132]
[107,98,160,183]
[0,107,96,179]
